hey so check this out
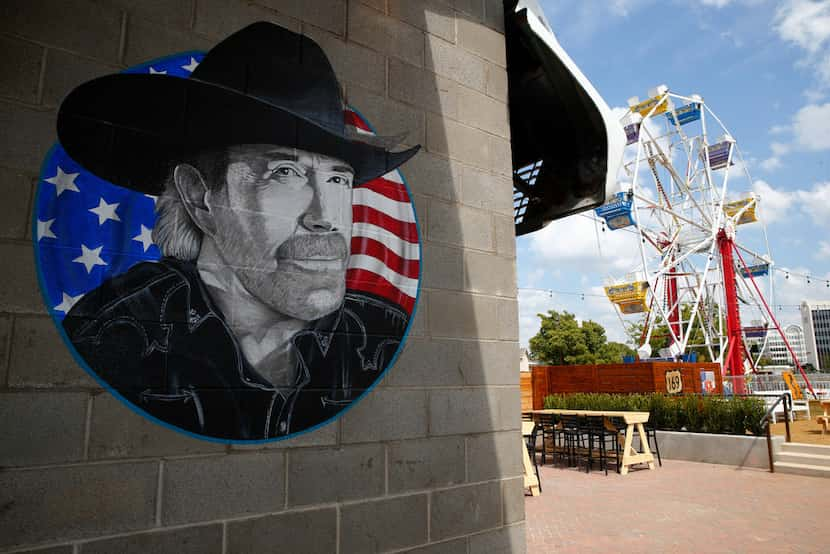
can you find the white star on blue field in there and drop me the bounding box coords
[35,53,205,319]
[520,0,830,346]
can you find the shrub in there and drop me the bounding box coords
[541,392,766,435]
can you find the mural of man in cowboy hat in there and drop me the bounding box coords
[57,22,420,441]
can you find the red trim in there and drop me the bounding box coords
[356,178,410,202]
[344,110,372,132]
[351,237,420,279]
[347,268,415,313]
[352,205,418,243]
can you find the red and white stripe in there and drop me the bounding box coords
[345,108,420,314]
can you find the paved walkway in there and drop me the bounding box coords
[526,459,830,553]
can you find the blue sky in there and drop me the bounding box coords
[518,0,830,348]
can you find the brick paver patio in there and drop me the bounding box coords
[525,459,830,553]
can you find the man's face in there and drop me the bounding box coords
[203,144,353,321]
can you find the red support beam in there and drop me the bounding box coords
[717,229,746,393]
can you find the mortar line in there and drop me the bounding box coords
[155,460,164,526]
[118,11,128,66]
[221,521,228,554]
[82,394,93,460]
[3,315,15,386]
[35,47,47,106]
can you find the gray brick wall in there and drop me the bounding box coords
[0,0,523,552]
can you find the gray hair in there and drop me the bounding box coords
[151,178,203,260]
[152,152,229,260]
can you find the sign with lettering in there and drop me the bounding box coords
[782,371,804,401]
[665,369,683,394]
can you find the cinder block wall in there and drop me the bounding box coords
[0,1,523,552]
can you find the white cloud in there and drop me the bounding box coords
[816,240,830,259]
[793,102,830,149]
[752,179,794,223]
[518,289,560,347]
[759,156,783,171]
[795,180,830,223]
[700,0,734,7]
[527,212,642,275]
[775,0,830,55]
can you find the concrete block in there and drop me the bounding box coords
[458,18,505,66]
[0,391,87,466]
[88,393,225,459]
[430,481,502,540]
[422,241,463,290]
[389,59,458,119]
[0,0,122,63]
[0,315,10,383]
[469,524,525,554]
[287,443,384,506]
[80,524,223,554]
[459,165,513,215]
[398,538,468,554]
[502,476,525,524]
[123,17,213,67]
[487,134,513,176]
[483,0,505,32]
[426,34,486,93]
[346,84,425,149]
[497,298,519,341]
[194,0,300,40]
[227,507,337,554]
[302,26,386,94]
[654,430,775,469]
[410,191,429,239]
[429,387,519,435]
[463,251,516,296]
[494,214,515,258]
[408,291,426,337]
[388,436,465,493]
[349,2,425,67]
[8,315,96,388]
[162,452,284,525]
[0,103,56,174]
[466,431,523,482]
[359,0,387,12]
[340,493,429,552]
[452,0,485,21]
[461,340,518,385]
[260,0,346,36]
[41,49,119,108]
[427,200,492,251]
[399,149,461,203]
[0,461,158,547]
[341,389,428,443]
[14,546,72,554]
[457,85,509,138]
[0,36,43,104]
[231,419,339,450]
[426,114,490,169]
[389,0,455,43]
[485,62,508,102]
[109,0,194,29]
[383,337,464,387]
[427,291,499,340]
[0,167,32,239]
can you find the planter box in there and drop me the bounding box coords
[646,430,782,469]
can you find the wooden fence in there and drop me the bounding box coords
[530,362,724,409]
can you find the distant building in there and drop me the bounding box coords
[520,348,530,372]
[764,324,806,366]
[801,301,830,370]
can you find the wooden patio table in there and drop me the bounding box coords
[524,409,656,475]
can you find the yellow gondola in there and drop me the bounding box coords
[723,198,757,225]
[628,85,669,118]
[605,281,650,313]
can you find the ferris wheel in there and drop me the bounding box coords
[595,85,786,382]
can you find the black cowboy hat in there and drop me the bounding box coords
[56,22,419,192]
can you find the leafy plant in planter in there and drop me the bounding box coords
[542,392,766,436]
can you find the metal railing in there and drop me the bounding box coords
[759,392,791,473]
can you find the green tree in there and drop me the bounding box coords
[626,304,712,362]
[529,310,635,365]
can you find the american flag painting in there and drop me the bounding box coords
[35,52,421,320]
